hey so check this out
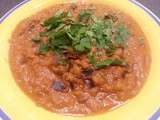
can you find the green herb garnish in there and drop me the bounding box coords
[115,24,129,47]
[39,43,49,54]
[32,9,129,68]
[88,54,127,69]
[79,10,92,22]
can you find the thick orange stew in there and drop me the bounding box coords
[9,4,150,115]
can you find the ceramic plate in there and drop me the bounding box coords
[0,0,160,120]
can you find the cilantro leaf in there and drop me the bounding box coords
[88,55,113,69]
[88,54,97,65]
[49,28,71,52]
[94,59,114,69]
[90,20,113,50]
[115,24,129,47]
[74,37,92,52]
[43,11,71,30]
[79,10,92,22]
[89,54,126,69]
[39,43,49,54]
[112,59,127,66]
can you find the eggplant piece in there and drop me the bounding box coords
[52,80,66,92]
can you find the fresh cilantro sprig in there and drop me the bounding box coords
[32,9,129,69]
[88,54,127,69]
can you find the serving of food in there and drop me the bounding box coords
[0,0,160,120]
[9,3,150,115]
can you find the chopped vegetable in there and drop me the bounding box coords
[52,80,66,92]
[84,79,94,88]
[82,68,94,77]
